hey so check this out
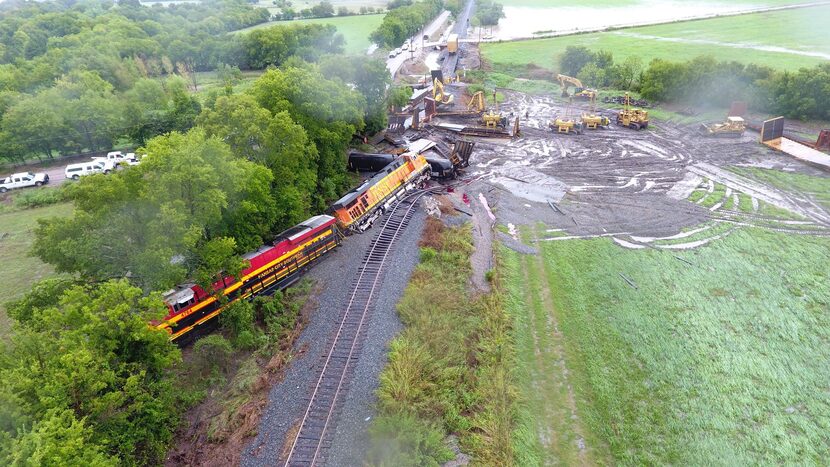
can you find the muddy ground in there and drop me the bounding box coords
[414,88,830,250]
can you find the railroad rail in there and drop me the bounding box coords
[283,187,438,467]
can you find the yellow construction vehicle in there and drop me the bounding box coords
[432,78,454,105]
[581,94,610,129]
[556,74,596,100]
[479,91,506,128]
[616,93,649,130]
[550,118,584,134]
[467,91,485,112]
[700,116,746,137]
[549,97,583,134]
[582,114,610,129]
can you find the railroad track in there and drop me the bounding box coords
[283,187,437,467]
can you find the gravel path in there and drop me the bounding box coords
[240,207,428,467]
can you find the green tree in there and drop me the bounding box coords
[32,129,275,291]
[198,94,319,227]
[311,1,335,17]
[0,280,180,465]
[577,62,606,88]
[612,56,643,90]
[559,45,595,77]
[250,67,364,206]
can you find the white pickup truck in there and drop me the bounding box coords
[0,172,49,193]
[92,151,136,167]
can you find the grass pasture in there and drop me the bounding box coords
[233,14,383,54]
[505,227,830,464]
[0,202,72,337]
[482,5,830,71]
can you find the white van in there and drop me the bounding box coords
[65,161,109,180]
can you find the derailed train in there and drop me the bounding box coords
[157,153,430,343]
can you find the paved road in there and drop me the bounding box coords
[385,9,451,77]
[441,0,475,78]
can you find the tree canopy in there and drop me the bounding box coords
[0,279,180,465]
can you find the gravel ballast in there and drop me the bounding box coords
[240,207,428,467]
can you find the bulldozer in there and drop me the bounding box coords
[479,90,507,129]
[556,74,596,100]
[699,116,746,137]
[550,97,583,134]
[581,94,610,129]
[582,114,610,129]
[550,118,583,134]
[432,78,454,105]
[616,93,649,130]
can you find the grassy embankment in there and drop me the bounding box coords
[505,226,830,464]
[0,200,73,338]
[232,14,384,54]
[482,4,830,71]
[369,218,535,465]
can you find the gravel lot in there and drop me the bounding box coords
[240,206,429,467]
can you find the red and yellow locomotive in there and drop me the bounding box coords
[157,152,430,343]
[158,215,340,343]
[330,153,429,232]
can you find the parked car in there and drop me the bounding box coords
[65,161,108,180]
[402,42,410,51]
[92,150,132,167]
[125,154,145,166]
[394,47,402,56]
[0,172,49,193]
[388,50,396,58]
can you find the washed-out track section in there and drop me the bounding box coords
[283,188,438,466]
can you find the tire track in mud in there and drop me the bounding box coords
[464,90,830,249]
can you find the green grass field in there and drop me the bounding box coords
[731,166,830,210]
[0,202,72,337]
[482,5,830,71]
[505,227,830,464]
[233,14,383,54]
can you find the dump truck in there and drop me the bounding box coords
[447,33,458,54]
[700,116,746,137]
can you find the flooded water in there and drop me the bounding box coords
[491,1,765,40]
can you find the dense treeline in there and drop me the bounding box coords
[370,0,444,47]
[1,1,398,462]
[560,45,830,120]
[3,55,389,461]
[0,0,345,165]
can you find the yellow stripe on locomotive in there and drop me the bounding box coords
[330,153,429,232]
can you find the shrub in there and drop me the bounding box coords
[220,300,260,349]
[13,187,68,209]
[192,334,234,376]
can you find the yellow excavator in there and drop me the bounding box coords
[616,93,649,130]
[467,91,485,112]
[433,78,454,105]
[556,74,596,100]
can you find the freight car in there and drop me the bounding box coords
[157,215,340,343]
[347,151,396,172]
[349,150,456,179]
[330,153,430,232]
